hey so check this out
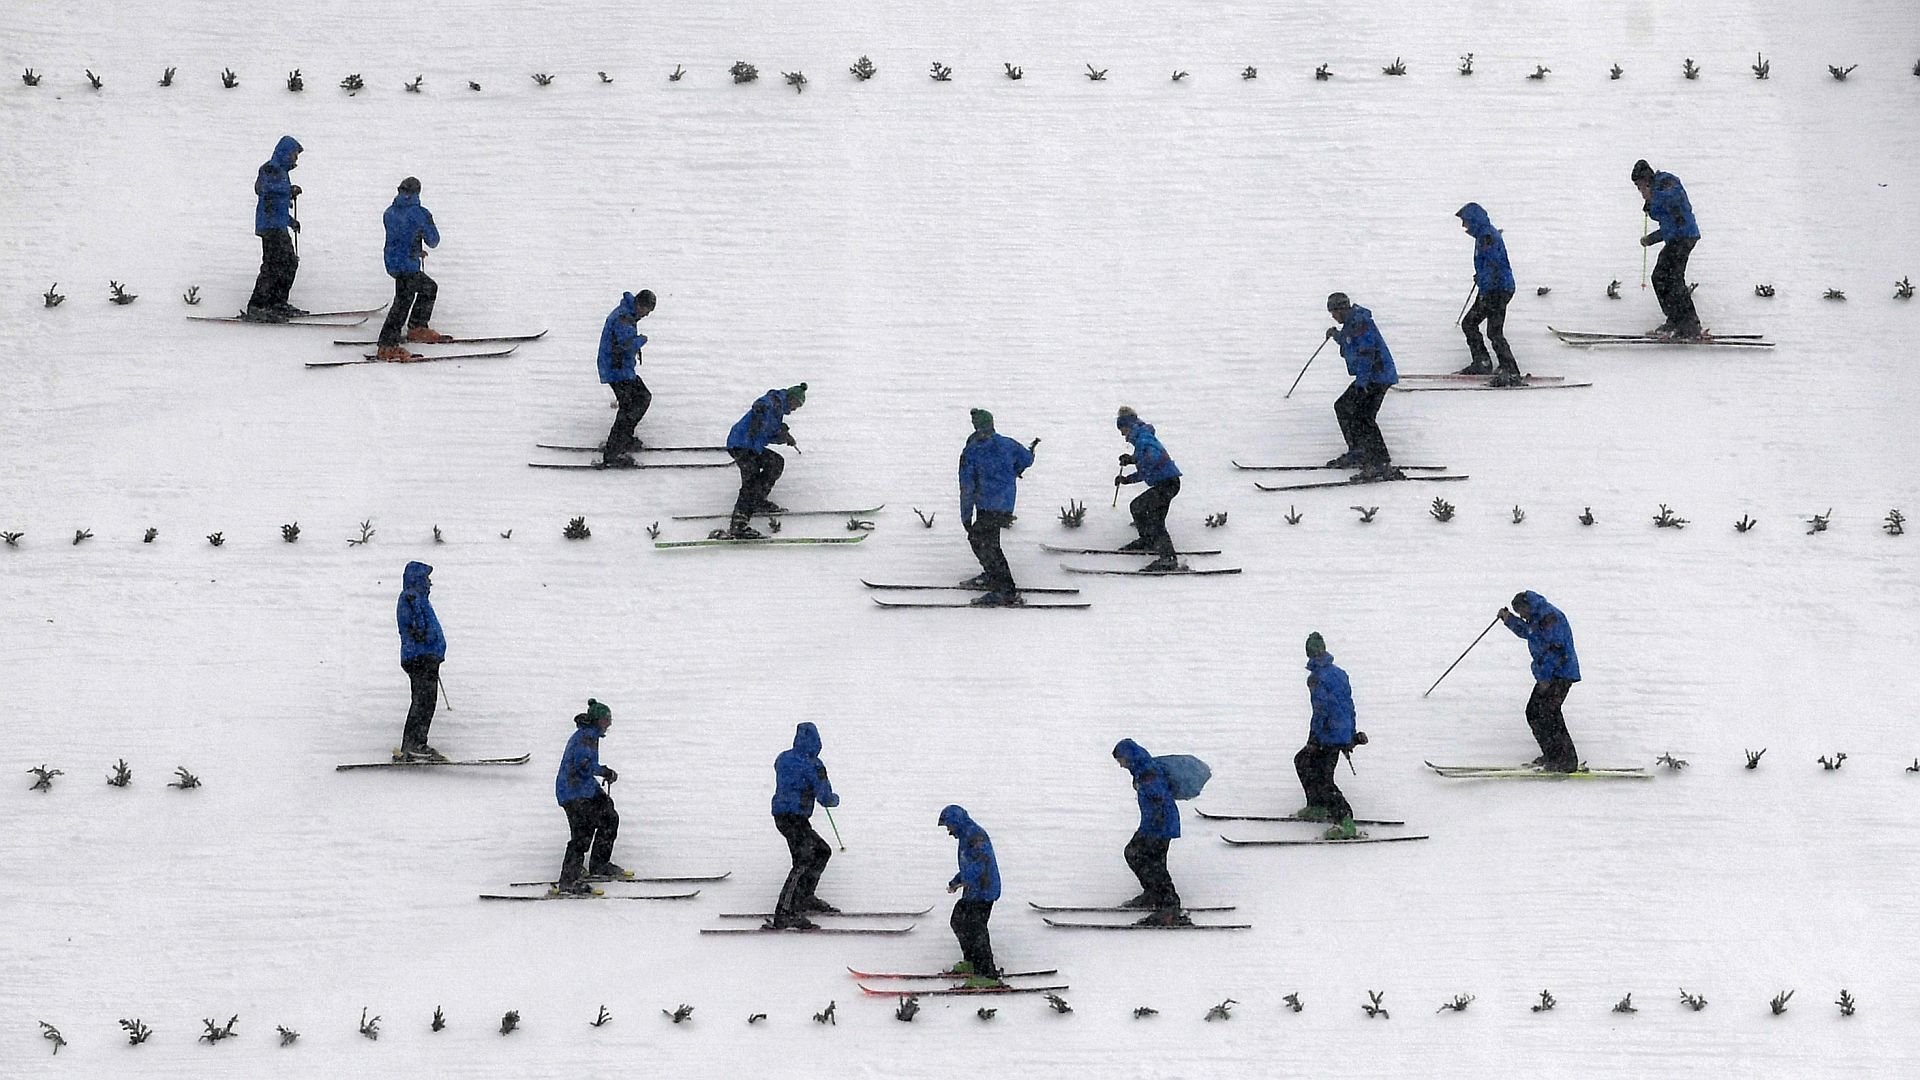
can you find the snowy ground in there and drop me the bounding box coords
[3,1,1918,1077]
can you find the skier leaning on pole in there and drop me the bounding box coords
[766,721,841,930]
[1500,591,1582,772]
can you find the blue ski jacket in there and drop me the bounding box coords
[1113,738,1180,839]
[396,561,445,663]
[254,136,302,234]
[597,292,648,385]
[958,431,1034,525]
[1306,653,1357,746]
[939,804,1001,902]
[1117,415,1182,487]
[1643,171,1700,242]
[382,191,440,275]
[1334,304,1399,388]
[771,722,840,816]
[728,389,798,453]
[1503,590,1582,682]
[1457,203,1516,294]
[554,724,610,804]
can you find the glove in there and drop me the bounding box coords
[291,185,303,198]
[289,219,301,233]
[822,793,840,808]
[1118,453,1135,466]
[1640,234,1654,247]
[1325,326,1339,340]
[1113,474,1126,487]
[600,767,618,783]
[1353,731,1369,746]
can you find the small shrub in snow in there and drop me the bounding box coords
[1204,511,1227,528]
[39,1022,65,1055]
[1805,508,1832,535]
[1769,989,1794,1015]
[976,1007,996,1020]
[667,67,684,83]
[531,73,554,86]
[160,67,175,86]
[170,766,201,789]
[845,516,873,532]
[2,531,22,545]
[144,527,158,543]
[221,68,238,88]
[731,62,758,84]
[1683,59,1700,80]
[405,76,424,93]
[206,532,224,547]
[1352,505,1379,524]
[120,1018,152,1044]
[591,1005,612,1027]
[894,995,920,1021]
[28,765,62,792]
[784,71,807,93]
[1745,748,1766,769]
[929,61,953,82]
[1429,497,1455,523]
[1827,64,1857,82]
[1512,505,1526,524]
[281,522,299,543]
[1823,288,1846,301]
[1612,994,1636,1013]
[1382,58,1407,76]
[1734,514,1757,533]
[1085,64,1107,82]
[200,1015,239,1043]
[432,525,444,543]
[1652,504,1687,529]
[1531,990,1556,1012]
[850,56,876,81]
[1836,990,1856,1016]
[109,281,138,305]
[1752,54,1770,79]
[1818,752,1847,770]
[1133,1005,1158,1018]
[359,1008,381,1040]
[44,284,65,307]
[183,284,201,305]
[1885,509,1905,535]
[86,69,103,89]
[1314,64,1331,81]
[1579,507,1597,526]
[107,758,133,786]
[500,1010,520,1035]
[1606,279,1622,299]
[1171,70,1189,82]
[1527,66,1550,81]
[1458,54,1474,76]
[564,515,590,539]
[1893,277,1913,299]
[1004,63,1023,81]
[347,519,374,546]
[73,528,92,545]
[1362,990,1389,1018]
[469,80,483,91]
[1679,989,1708,1011]
[23,68,42,86]
[1044,993,1072,1014]
[1536,285,1551,296]
[813,1001,836,1025]
[1283,992,1304,1012]
[1656,752,1688,771]
[1204,998,1237,1021]
[276,1025,299,1046]
[597,71,612,84]
[1610,63,1624,80]
[1437,994,1474,1013]
[1285,505,1303,525]
[1058,499,1087,528]
[1755,283,1775,297]
[663,1004,693,1024]
[646,520,661,539]
[911,508,935,528]
[1242,66,1258,80]
[287,70,303,91]
[340,73,364,94]
[431,1006,446,1031]
[746,1012,766,1024]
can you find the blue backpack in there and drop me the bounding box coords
[1155,754,1212,800]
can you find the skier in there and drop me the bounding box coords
[1498,591,1582,773]
[1111,738,1188,926]
[768,721,841,930]
[957,408,1036,607]
[373,177,451,361]
[596,289,656,467]
[1454,203,1523,385]
[1112,406,1184,572]
[244,135,305,322]
[1323,293,1401,480]
[1632,159,1703,340]
[938,804,1002,984]
[725,384,807,540]
[553,699,625,896]
[394,561,446,762]
[1295,632,1370,839]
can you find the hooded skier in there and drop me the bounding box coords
[1498,591,1582,772]
[245,135,305,321]
[957,408,1036,607]
[1454,203,1522,384]
[939,804,1003,983]
[725,384,807,540]
[596,289,657,467]
[394,561,446,761]
[1112,406,1184,571]
[768,721,841,929]
[1112,738,1188,926]
[373,177,451,361]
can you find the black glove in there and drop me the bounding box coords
[289,220,301,233]
[1113,474,1126,487]
[1352,731,1369,746]
[1325,326,1339,340]
[601,767,618,784]
[291,185,303,198]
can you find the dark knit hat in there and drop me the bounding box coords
[635,289,656,308]
[398,176,421,194]
[1115,405,1138,428]
[1326,291,1351,312]
[785,383,808,407]
[1510,592,1533,614]
[584,698,612,725]
[970,408,994,433]
[1306,632,1327,657]
[1630,159,1654,183]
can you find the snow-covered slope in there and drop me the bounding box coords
[3,1,1917,1076]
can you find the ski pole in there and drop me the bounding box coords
[1283,337,1331,400]
[437,675,452,711]
[1640,212,1649,288]
[290,195,299,257]
[823,805,846,852]
[1112,474,1122,508]
[1423,615,1503,698]
[1454,283,1478,327]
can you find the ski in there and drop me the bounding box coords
[848,967,1059,980]
[1548,327,1772,348]
[528,460,734,471]
[873,598,1091,610]
[536,443,730,454]
[1257,475,1469,492]
[1041,918,1250,931]
[335,754,530,771]
[1393,382,1592,393]
[1038,544,1222,555]
[333,330,547,346]
[1195,809,1406,826]
[862,580,1080,595]
[1026,901,1237,914]
[671,505,885,521]
[1426,764,1652,781]
[479,890,700,902]
[190,304,386,326]
[655,534,869,549]
[717,907,933,919]
[700,925,914,935]
[1424,760,1649,775]
[306,346,518,368]
[1230,462,1448,473]
[1221,834,1430,846]
[1059,565,1241,577]
[1395,373,1568,383]
[507,872,731,887]
[859,982,1070,997]
[1549,327,1766,341]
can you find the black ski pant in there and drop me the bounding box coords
[1651,237,1699,332]
[604,378,653,459]
[730,448,785,526]
[1461,289,1517,371]
[950,898,998,977]
[1123,833,1181,911]
[376,270,438,347]
[966,509,1017,593]
[773,813,832,916]
[1526,678,1579,771]
[1128,478,1180,558]
[1333,381,1391,467]
[559,790,620,884]
[248,228,298,309]
[400,655,441,750]
[1293,741,1353,822]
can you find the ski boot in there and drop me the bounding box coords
[726,518,765,541]
[243,304,290,323]
[956,573,992,589]
[1488,366,1526,388]
[406,325,454,344]
[1323,816,1360,841]
[1141,555,1186,573]
[969,590,1025,607]
[751,498,788,516]
[1133,909,1193,928]
[272,302,310,318]
[1115,536,1155,553]
[1291,805,1332,823]
[945,960,976,975]
[803,897,841,915]
[963,975,1008,989]
[588,862,633,882]
[1119,892,1156,909]
[549,879,600,898]
[764,914,820,931]
[375,344,418,362]
[595,453,638,469]
[1325,450,1364,469]
[397,744,448,763]
[1355,462,1406,483]
[1454,360,1494,375]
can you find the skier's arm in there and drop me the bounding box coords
[420,209,440,251]
[813,762,839,808]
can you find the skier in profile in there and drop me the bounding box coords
[552,699,625,896]
[957,408,1036,607]
[1294,632,1369,839]
[767,722,841,930]
[373,177,451,361]
[1322,293,1401,481]
[1111,738,1188,926]
[725,384,807,540]
[394,561,446,762]
[1498,591,1582,773]
[1111,406,1184,572]
[938,804,1003,984]
[1454,203,1523,385]
[595,289,656,467]
[1632,159,1703,340]
[244,135,305,322]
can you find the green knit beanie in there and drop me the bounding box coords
[970,408,994,433]
[785,382,808,408]
[586,698,612,724]
[1305,632,1327,657]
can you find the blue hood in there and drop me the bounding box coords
[1456,202,1495,237]
[271,135,302,170]
[1113,738,1152,774]
[403,560,432,594]
[792,721,821,756]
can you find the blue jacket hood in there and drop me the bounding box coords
[792,721,822,756]
[938,804,974,831]
[1113,738,1152,774]
[1456,202,1495,237]
[403,560,432,594]
[271,136,302,170]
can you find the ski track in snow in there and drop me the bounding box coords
[2,1,1918,1076]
